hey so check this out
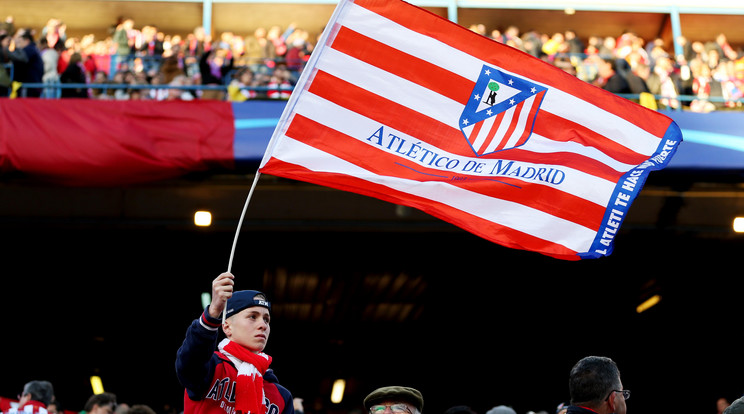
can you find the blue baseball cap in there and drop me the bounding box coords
[225,290,271,319]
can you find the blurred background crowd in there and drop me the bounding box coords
[1,12,743,111]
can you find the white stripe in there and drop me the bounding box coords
[470,114,498,153]
[316,48,463,129]
[506,96,537,149]
[482,97,536,154]
[521,134,635,173]
[341,2,662,156]
[270,136,596,253]
[489,106,517,151]
[342,3,483,80]
[199,318,219,331]
[541,90,661,155]
[290,92,615,206]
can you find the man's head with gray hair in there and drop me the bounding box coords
[21,380,55,406]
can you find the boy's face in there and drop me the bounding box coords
[223,306,271,352]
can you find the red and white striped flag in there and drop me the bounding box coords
[259,0,682,260]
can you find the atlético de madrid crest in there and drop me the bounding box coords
[460,64,548,156]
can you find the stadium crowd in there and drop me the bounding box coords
[1,13,744,111]
[0,15,310,100]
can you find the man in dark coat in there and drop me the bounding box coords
[12,28,43,97]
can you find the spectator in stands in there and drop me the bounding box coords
[124,69,148,100]
[468,23,486,35]
[520,30,541,57]
[595,57,630,94]
[728,58,744,107]
[166,74,195,100]
[267,62,294,99]
[490,28,504,43]
[285,30,312,74]
[148,71,169,101]
[624,36,650,69]
[503,25,521,47]
[185,26,208,59]
[230,34,247,66]
[706,47,722,72]
[113,18,134,71]
[12,28,44,97]
[114,69,140,100]
[56,37,73,74]
[252,69,271,99]
[40,37,59,81]
[553,56,577,76]
[0,15,15,37]
[39,37,60,97]
[89,69,110,99]
[137,24,164,74]
[690,60,717,112]
[265,24,295,67]
[676,35,695,64]
[598,36,616,57]
[542,32,566,57]
[243,27,268,70]
[584,35,601,55]
[41,18,65,50]
[198,43,232,100]
[564,29,585,55]
[711,60,736,107]
[227,66,258,101]
[625,62,651,95]
[1,32,23,97]
[614,31,637,60]
[714,33,738,62]
[60,52,88,98]
[159,54,184,84]
[646,55,681,109]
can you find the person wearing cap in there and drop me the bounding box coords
[363,386,424,414]
[566,356,628,414]
[176,272,294,414]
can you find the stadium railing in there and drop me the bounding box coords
[10,81,744,111]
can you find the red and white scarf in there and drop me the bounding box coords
[219,338,273,414]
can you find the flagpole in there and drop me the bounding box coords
[223,170,262,323]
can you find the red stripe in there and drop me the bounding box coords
[308,70,624,182]
[352,0,674,139]
[469,121,485,149]
[261,157,581,260]
[280,114,605,230]
[483,111,506,153]
[533,111,650,165]
[308,70,474,155]
[495,103,523,151]
[480,118,500,153]
[516,91,546,147]
[331,26,472,104]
